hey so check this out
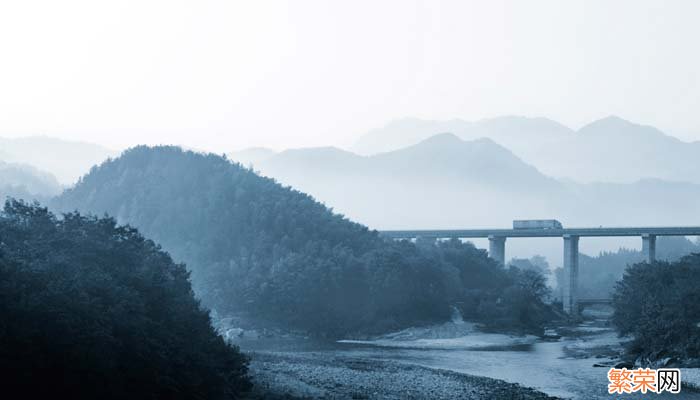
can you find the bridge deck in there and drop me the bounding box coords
[379,226,700,239]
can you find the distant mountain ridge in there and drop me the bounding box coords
[261,134,560,197]
[0,136,117,184]
[0,161,62,201]
[352,115,700,184]
[352,116,572,155]
[556,116,700,183]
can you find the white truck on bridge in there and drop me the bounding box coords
[513,219,563,230]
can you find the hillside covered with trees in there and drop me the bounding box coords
[55,146,554,336]
[0,200,250,399]
[612,254,700,362]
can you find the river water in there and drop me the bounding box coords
[337,329,628,399]
[235,309,700,399]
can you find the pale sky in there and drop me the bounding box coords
[1,0,699,152]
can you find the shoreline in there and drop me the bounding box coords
[247,351,560,399]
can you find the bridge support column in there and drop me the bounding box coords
[488,236,506,266]
[642,234,656,263]
[562,235,579,315]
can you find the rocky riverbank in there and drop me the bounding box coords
[247,351,560,399]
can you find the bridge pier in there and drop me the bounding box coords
[642,234,656,263]
[488,235,506,266]
[562,234,579,315]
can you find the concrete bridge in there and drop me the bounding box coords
[379,225,700,314]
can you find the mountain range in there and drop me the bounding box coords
[351,116,700,184]
[241,132,700,228]
[4,115,699,264]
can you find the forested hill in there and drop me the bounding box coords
[54,146,552,337]
[55,145,380,291]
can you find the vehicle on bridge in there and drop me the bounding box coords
[513,219,563,230]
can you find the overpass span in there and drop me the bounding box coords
[379,226,700,239]
[379,225,700,315]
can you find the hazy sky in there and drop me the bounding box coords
[1,0,699,152]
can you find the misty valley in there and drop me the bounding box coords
[6,2,700,397]
[3,116,700,399]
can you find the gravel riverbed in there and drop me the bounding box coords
[248,351,560,399]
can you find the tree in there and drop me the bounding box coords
[612,254,700,360]
[0,200,251,399]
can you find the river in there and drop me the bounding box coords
[234,307,700,399]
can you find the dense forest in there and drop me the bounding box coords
[612,254,700,362]
[0,200,250,399]
[54,146,553,336]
